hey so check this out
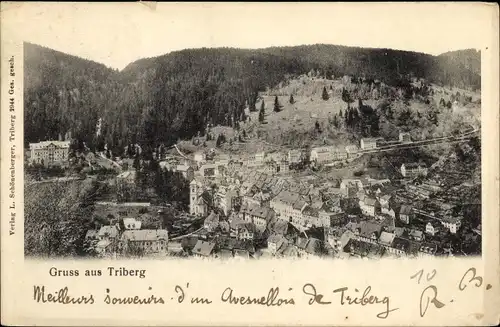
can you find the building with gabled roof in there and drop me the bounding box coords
[401,162,428,178]
[236,222,256,240]
[418,242,439,257]
[354,221,383,244]
[175,164,194,181]
[378,231,396,247]
[360,138,379,150]
[288,149,303,164]
[389,237,411,256]
[192,240,216,257]
[239,202,275,233]
[122,217,142,230]
[438,215,462,234]
[426,222,443,236]
[267,234,286,255]
[98,225,119,240]
[204,211,220,232]
[399,204,413,224]
[119,229,168,255]
[408,228,424,241]
[359,197,381,217]
[29,140,70,166]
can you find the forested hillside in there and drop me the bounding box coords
[24,43,119,144]
[24,42,481,155]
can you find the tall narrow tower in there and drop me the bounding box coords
[190,180,198,215]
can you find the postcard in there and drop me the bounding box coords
[1,2,499,326]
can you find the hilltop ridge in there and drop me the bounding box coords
[24,42,481,156]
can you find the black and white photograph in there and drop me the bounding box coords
[22,3,482,261]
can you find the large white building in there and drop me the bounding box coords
[29,140,70,166]
[360,138,378,150]
[288,150,303,164]
[310,146,347,164]
[401,163,428,178]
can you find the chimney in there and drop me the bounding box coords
[58,133,62,141]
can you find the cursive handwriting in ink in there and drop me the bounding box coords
[302,283,331,305]
[175,284,186,303]
[419,285,445,317]
[458,267,483,291]
[333,286,398,319]
[103,287,164,305]
[33,285,94,304]
[220,287,295,306]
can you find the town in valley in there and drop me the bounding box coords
[24,43,482,260]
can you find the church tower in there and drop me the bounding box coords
[190,180,198,215]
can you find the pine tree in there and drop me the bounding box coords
[289,94,295,104]
[333,114,339,128]
[339,109,343,118]
[273,96,281,112]
[322,86,329,100]
[342,88,353,108]
[249,92,258,112]
[216,134,223,147]
[259,100,265,123]
[133,156,141,171]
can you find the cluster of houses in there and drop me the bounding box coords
[155,132,414,180]
[179,145,464,259]
[85,217,169,257]
[85,140,466,259]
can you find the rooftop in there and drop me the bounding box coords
[192,240,216,256]
[176,164,192,172]
[121,229,168,242]
[241,202,275,221]
[358,221,383,238]
[29,140,70,150]
[404,162,428,169]
[363,197,378,206]
[400,205,412,215]
[378,231,396,246]
[98,225,119,238]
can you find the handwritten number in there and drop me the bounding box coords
[458,267,483,291]
[426,269,437,282]
[419,285,445,317]
[411,269,436,284]
[410,270,424,283]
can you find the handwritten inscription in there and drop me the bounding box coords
[31,266,492,320]
[333,286,398,319]
[458,267,483,291]
[419,285,445,317]
[34,286,95,304]
[221,287,295,306]
[411,267,493,318]
[104,288,164,305]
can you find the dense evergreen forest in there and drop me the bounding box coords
[24,42,480,154]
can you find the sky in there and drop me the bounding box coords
[2,2,493,70]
